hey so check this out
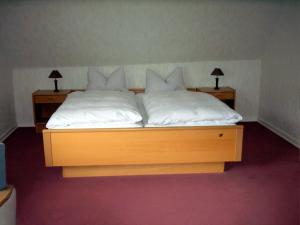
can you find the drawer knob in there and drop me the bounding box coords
[219,133,224,137]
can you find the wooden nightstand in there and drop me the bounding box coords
[32,90,71,132]
[197,87,235,109]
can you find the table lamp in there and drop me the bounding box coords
[48,70,63,92]
[211,68,224,90]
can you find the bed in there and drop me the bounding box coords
[43,88,243,177]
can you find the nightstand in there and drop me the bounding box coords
[32,90,71,132]
[197,87,235,109]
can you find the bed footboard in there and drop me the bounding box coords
[43,125,243,177]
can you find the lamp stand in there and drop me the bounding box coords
[54,79,59,92]
[214,77,219,90]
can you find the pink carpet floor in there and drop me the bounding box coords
[4,122,300,225]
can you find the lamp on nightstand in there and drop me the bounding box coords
[211,68,224,90]
[48,70,63,92]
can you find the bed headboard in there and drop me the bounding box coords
[70,88,197,95]
[129,88,197,94]
[128,88,145,94]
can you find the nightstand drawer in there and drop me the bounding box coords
[34,95,66,103]
[209,92,234,100]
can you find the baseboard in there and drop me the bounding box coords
[242,117,258,122]
[258,119,300,149]
[0,126,17,142]
[17,122,34,127]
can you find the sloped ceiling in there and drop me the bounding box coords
[0,0,287,67]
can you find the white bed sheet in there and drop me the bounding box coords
[46,90,143,129]
[138,91,242,127]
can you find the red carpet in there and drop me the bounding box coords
[4,123,300,225]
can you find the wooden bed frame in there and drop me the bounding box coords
[43,125,243,177]
[42,88,243,177]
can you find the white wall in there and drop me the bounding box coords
[0,0,282,67]
[0,54,16,141]
[259,2,300,148]
[13,60,261,126]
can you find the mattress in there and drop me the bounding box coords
[47,90,242,129]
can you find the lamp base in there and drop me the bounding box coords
[54,79,59,92]
[214,77,220,90]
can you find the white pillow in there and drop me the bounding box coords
[87,67,127,91]
[145,67,185,94]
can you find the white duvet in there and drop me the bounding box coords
[46,90,143,129]
[143,90,242,126]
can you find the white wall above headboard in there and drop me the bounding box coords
[13,60,261,126]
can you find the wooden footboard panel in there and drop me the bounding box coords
[43,125,243,175]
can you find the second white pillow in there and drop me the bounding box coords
[145,67,185,94]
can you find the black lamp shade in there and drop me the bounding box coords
[211,68,224,76]
[48,70,63,79]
